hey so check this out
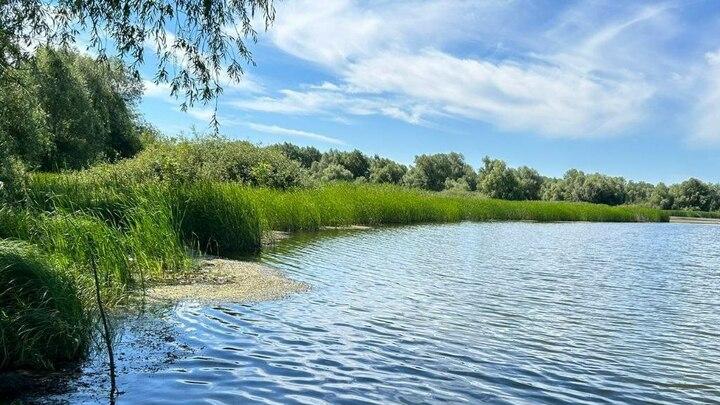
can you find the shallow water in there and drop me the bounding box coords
[37,222,720,404]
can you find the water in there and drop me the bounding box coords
[37,222,720,404]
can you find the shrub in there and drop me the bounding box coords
[87,137,309,189]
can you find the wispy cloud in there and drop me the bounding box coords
[227,0,687,138]
[689,49,720,145]
[247,122,346,145]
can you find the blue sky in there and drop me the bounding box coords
[137,0,720,184]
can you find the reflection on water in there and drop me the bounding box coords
[39,222,720,404]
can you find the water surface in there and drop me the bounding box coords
[40,222,720,404]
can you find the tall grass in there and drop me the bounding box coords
[0,241,91,369]
[1,175,669,371]
[242,183,668,232]
[174,182,262,256]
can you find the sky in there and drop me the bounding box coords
[137,0,720,184]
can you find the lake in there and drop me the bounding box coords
[39,222,720,404]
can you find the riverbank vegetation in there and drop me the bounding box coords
[0,47,717,375]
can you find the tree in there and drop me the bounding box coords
[577,174,626,206]
[649,182,673,210]
[0,70,53,169]
[671,178,719,211]
[1,47,145,170]
[515,166,543,200]
[313,149,371,179]
[404,152,475,191]
[318,164,353,182]
[477,157,521,200]
[1,0,274,119]
[369,156,407,184]
[625,181,655,205]
[271,143,322,168]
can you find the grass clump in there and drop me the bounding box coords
[0,240,91,370]
[242,183,668,232]
[175,183,262,256]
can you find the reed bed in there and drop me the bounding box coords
[1,174,669,371]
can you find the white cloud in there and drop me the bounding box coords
[344,50,652,136]
[185,107,215,123]
[142,80,172,99]
[230,87,434,125]
[689,49,720,145]
[238,0,679,138]
[247,122,346,145]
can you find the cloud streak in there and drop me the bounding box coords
[228,0,683,138]
[247,122,346,145]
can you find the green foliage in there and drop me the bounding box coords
[670,178,720,211]
[88,137,308,188]
[1,0,275,117]
[542,169,627,205]
[403,152,476,191]
[0,47,145,171]
[0,155,28,203]
[316,163,354,182]
[175,183,262,255]
[0,71,53,168]
[270,143,322,168]
[369,156,407,184]
[515,167,543,200]
[649,183,674,210]
[0,240,91,370]
[311,149,371,179]
[477,157,522,200]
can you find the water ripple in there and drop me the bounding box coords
[39,222,720,404]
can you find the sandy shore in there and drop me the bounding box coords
[145,258,309,303]
[669,216,720,225]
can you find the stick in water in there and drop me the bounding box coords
[89,241,117,401]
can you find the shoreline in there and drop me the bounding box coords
[669,216,720,225]
[144,258,309,303]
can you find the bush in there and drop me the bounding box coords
[0,156,29,203]
[0,241,90,370]
[87,137,309,189]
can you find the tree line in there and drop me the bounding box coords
[1,48,717,212]
[272,143,720,212]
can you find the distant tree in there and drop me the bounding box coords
[314,149,371,179]
[540,177,565,201]
[271,143,322,168]
[337,150,371,179]
[625,181,655,205]
[477,157,521,200]
[671,178,719,211]
[369,156,407,184]
[404,152,475,191]
[0,0,275,119]
[649,182,674,210]
[515,166,544,200]
[318,163,354,182]
[443,177,472,193]
[577,174,627,205]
